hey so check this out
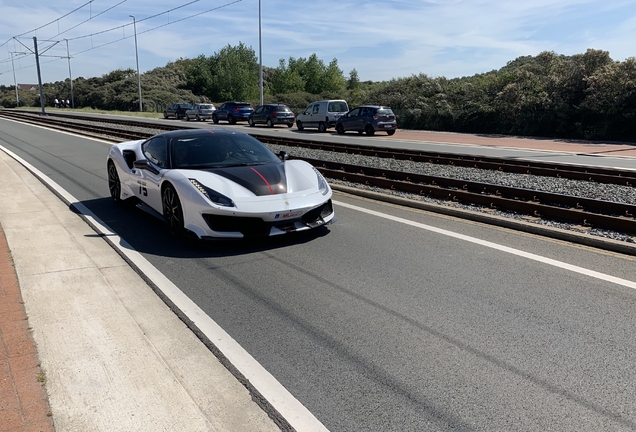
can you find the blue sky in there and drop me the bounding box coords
[1,0,635,87]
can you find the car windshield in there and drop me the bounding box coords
[274,106,292,112]
[170,133,280,169]
[199,104,214,109]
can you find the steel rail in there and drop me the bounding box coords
[302,157,636,234]
[1,109,635,234]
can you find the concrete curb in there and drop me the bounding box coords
[331,184,636,257]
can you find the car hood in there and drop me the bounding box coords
[173,160,322,199]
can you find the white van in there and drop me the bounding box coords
[296,100,349,132]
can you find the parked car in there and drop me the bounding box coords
[185,103,216,122]
[212,102,254,124]
[164,103,193,120]
[296,100,349,132]
[335,105,397,136]
[248,104,295,128]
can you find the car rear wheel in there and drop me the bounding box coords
[248,118,255,127]
[267,119,274,128]
[318,122,327,133]
[228,115,236,125]
[296,121,304,131]
[213,115,219,124]
[287,123,293,128]
[387,129,396,136]
[162,184,185,235]
[365,125,375,136]
[336,124,345,135]
[107,160,122,203]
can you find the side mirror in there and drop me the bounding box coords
[133,159,160,174]
[278,150,290,161]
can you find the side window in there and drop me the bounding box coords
[348,108,361,117]
[219,104,226,111]
[304,105,312,115]
[312,104,320,114]
[361,107,372,116]
[142,136,168,168]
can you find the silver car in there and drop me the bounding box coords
[185,104,216,122]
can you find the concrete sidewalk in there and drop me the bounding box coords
[0,151,281,431]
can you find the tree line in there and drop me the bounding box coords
[1,45,635,142]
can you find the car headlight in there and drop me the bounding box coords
[313,167,329,195]
[189,179,235,207]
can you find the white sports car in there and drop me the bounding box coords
[107,129,335,239]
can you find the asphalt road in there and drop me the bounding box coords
[3,118,636,431]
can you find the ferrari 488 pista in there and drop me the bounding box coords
[107,129,335,239]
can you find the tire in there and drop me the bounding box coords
[287,123,293,128]
[248,118,255,127]
[336,124,345,135]
[196,115,200,122]
[318,122,326,133]
[296,121,304,131]
[228,115,236,125]
[162,184,185,235]
[387,129,396,136]
[365,125,375,136]
[267,118,273,128]
[186,114,190,121]
[107,160,122,203]
[213,115,219,124]
[163,111,168,119]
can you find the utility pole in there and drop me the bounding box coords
[33,37,46,115]
[130,15,143,112]
[10,52,19,107]
[65,39,75,108]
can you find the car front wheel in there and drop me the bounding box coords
[296,121,304,131]
[267,119,274,128]
[213,115,219,124]
[163,112,168,119]
[365,125,375,136]
[107,160,122,203]
[318,122,327,133]
[336,124,345,135]
[228,115,236,124]
[248,118,255,127]
[162,184,185,235]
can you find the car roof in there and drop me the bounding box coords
[152,128,249,141]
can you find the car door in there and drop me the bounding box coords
[341,107,362,131]
[217,103,228,120]
[252,106,265,123]
[129,136,167,213]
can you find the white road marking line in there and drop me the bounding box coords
[335,200,636,290]
[0,144,330,432]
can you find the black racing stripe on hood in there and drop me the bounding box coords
[211,164,288,196]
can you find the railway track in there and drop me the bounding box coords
[2,109,635,236]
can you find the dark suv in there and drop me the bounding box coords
[164,103,193,120]
[335,105,397,136]
[212,102,254,124]
[248,104,295,128]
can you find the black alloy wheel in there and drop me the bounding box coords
[213,115,219,124]
[267,118,274,128]
[318,122,327,133]
[296,121,304,131]
[107,160,122,203]
[162,184,185,235]
[228,115,236,125]
[336,124,345,135]
[365,125,375,136]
